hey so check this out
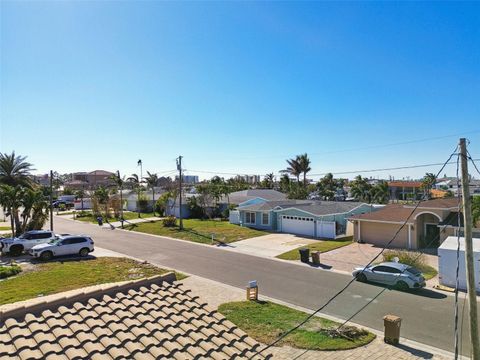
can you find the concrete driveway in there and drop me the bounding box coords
[223,233,318,257]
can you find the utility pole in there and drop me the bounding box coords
[177,156,183,230]
[49,170,54,231]
[459,138,480,360]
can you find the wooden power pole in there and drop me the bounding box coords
[49,170,54,231]
[177,156,183,230]
[459,138,480,360]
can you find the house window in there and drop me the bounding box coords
[262,213,269,225]
[245,212,256,224]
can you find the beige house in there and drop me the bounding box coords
[348,198,459,249]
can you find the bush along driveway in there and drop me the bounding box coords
[126,219,268,245]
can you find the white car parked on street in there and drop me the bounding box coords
[29,235,94,261]
[0,230,58,256]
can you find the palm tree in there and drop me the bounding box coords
[0,152,33,187]
[350,175,373,203]
[0,184,23,236]
[264,173,275,189]
[20,188,49,232]
[285,157,302,183]
[297,153,311,185]
[110,171,126,224]
[422,172,437,199]
[127,173,143,218]
[144,171,159,216]
[371,181,389,204]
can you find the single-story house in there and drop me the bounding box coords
[230,200,379,239]
[348,197,463,249]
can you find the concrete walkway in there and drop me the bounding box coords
[223,234,318,257]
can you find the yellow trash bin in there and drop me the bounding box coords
[383,314,402,345]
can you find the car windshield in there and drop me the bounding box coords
[406,267,421,276]
[49,238,62,245]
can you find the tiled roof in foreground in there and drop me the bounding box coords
[0,273,268,360]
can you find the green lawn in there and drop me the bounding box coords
[218,301,375,351]
[0,257,185,305]
[128,219,267,244]
[0,226,11,230]
[75,211,158,224]
[276,236,354,260]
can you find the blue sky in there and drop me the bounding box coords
[1,1,479,180]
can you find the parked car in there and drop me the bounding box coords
[0,230,58,256]
[52,200,74,209]
[29,235,94,261]
[352,262,426,290]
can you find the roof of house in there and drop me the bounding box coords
[387,181,423,188]
[239,200,368,216]
[88,170,114,176]
[430,189,447,198]
[349,198,459,223]
[349,204,416,224]
[0,274,266,360]
[403,197,458,209]
[227,189,287,204]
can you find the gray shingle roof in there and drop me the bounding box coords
[239,200,367,216]
[227,190,287,204]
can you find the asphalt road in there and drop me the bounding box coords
[53,217,479,356]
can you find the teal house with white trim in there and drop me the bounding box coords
[229,199,378,239]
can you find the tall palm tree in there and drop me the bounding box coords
[297,153,311,185]
[285,157,302,183]
[0,152,33,187]
[20,188,49,232]
[264,173,275,189]
[144,171,159,216]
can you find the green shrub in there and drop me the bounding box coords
[162,216,177,227]
[383,249,426,269]
[0,264,22,279]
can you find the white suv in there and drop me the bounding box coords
[0,230,58,256]
[30,235,94,261]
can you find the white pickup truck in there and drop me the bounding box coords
[0,230,58,256]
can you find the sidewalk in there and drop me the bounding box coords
[181,275,451,360]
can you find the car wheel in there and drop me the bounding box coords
[395,280,409,291]
[356,273,367,282]
[79,248,89,257]
[40,251,53,261]
[9,245,23,257]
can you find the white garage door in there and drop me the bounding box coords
[281,216,315,237]
[316,221,336,239]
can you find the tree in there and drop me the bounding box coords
[472,196,480,227]
[422,172,437,199]
[93,186,110,218]
[127,173,143,218]
[0,184,22,235]
[19,188,50,233]
[0,151,33,187]
[261,173,275,189]
[350,175,373,203]
[110,171,126,222]
[279,174,291,193]
[371,181,389,204]
[144,171,159,215]
[297,153,311,185]
[285,157,302,183]
[316,173,339,200]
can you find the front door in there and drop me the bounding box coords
[424,224,440,248]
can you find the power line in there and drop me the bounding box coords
[249,147,459,358]
[184,159,480,179]
[186,129,480,161]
